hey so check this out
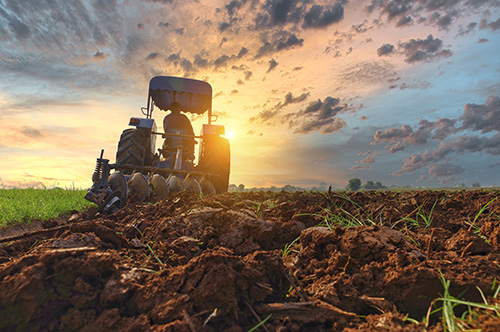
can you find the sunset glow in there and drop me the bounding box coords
[1,0,499,189]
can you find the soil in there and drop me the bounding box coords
[1,189,500,331]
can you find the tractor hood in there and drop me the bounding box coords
[149,76,212,114]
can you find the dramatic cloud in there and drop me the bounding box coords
[255,0,346,29]
[373,118,458,149]
[0,0,498,189]
[460,96,500,133]
[288,97,348,134]
[303,3,344,28]
[166,47,249,75]
[398,34,453,63]
[366,0,499,30]
[378,96,500,178]
[250,94,348,135]
[255,31,304,58]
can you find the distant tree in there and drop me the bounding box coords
[472,182,481,188]
[346,178,362,191]
[238,184,245,191]
[228,184,238,192]
[374,181,383,189]
[364,181,375,190]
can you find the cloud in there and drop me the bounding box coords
[340,60,399,87]
[365,0,498,30]
[249,93,349,136]
[459,96,500,133]
[288,97,348,134]
[355,155,375,163]
[373,117,458,148]
[373,124,414,143]
[396,15,413,27]
[142,0,174,4]
[398,81,432,90]
[277,34,304,51]
[479,17,500,31]
[225,0,243,17]
[250,109,280,124]
[7,16,31,40]
[427,163,464,177]
[255,31,304,58]
[94,51,109,61]
[267,58,278,72]
[425,12,456,30]
[391,133,500,176]
[303,3,344,28]
[146,52,161,60]
[379,95,500,177]
[250,91,310,124]
[457,22,477,37]
[398,34,453,63]
[166,47,249,75]
[377,43,395,56]
[244,70,252,80]
[0,52,127,93]
[350,165,372,170]
[21,126,43,138]
[256,0,304,27]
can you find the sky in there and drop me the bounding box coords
[0,0,499,189]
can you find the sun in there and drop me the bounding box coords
[224,130,236,140]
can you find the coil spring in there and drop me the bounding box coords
[92,158,104,183]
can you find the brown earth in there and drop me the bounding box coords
[1,189,500,331]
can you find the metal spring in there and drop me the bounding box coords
[92,158,104,183]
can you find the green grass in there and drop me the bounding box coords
[399,198,438,230]
[0,188,93,226]
[425,272,500,331]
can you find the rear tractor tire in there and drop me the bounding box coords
[198,135,230,193]
[116,128,153,175]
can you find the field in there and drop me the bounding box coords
[1,189,500,331]
[0,188,93,226]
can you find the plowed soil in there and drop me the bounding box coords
[1,190,500,331]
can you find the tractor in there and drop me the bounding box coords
[85,76,230,213]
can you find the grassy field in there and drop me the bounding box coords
[0,188,94,226]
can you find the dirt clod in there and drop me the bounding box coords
[1,190,500,331]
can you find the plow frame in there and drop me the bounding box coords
[85,150,219,213]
